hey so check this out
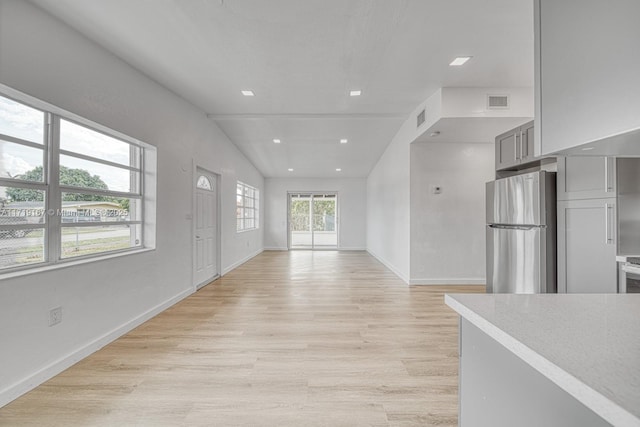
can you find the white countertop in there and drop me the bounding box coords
[445,293,640,427]
[616,255,640,263]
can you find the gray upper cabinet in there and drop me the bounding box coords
[495,121,535,171]
[557,199,617,293]
[496,131,518,170]
[557,157,616,200]
[520,121,535,164]
[535,0,640,155]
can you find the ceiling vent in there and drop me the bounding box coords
[487,94,510,109]
[417,109,426,128]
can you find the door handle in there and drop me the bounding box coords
[515,133,521,161]
[605,203,614,245]
[488,224,538,231]
[521,131,526,158]
[604,157,614,192]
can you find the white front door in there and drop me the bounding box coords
[194,170,218,288]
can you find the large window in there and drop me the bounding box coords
[0,90,152,272]
[236,181,259,232]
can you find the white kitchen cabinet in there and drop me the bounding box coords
[495,121,536,170]
[557,199,617,293]
[534,0,640,155]
[557,156,616,200]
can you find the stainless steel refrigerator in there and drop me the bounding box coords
[486,171,556,293]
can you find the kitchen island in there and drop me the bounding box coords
[445,293,640,427]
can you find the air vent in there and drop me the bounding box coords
[417,109,426,128]
[487,94,510,109]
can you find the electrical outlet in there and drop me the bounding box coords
[49,306,62,327]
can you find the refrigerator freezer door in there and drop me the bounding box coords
[486,225,546,293]
[486,172,543,226]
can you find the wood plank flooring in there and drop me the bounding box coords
[0,251,484,426]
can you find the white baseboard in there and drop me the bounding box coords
[0,287,194,408]
[409,278,486,285]
[222,248,264,276]
[366,249,409,284]
[264,247,366,251]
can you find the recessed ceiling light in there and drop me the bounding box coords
[336,168,342,172]
[349,90,362,97]
[288,168,294,172]
[241,90,255,96]
[449,56,472,66]
[581,147,594,151]
[273,139,281,143]
[340,139,348,144]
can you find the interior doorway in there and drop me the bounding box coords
[288,193,338,250]
[193,167,220,289]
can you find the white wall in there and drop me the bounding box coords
[409,142,494,284]
[0,0,263,406]
[440,87,534,118]
[264,178,366,250]
[366,122,413,283]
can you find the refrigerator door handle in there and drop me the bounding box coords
[488,224,539,231]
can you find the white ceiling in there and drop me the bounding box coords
[31,0,534,178]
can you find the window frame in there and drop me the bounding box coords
[0,85,154,275]
[236,181,259,232]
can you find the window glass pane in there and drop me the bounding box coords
[236,182,258,231]
[0,228,45,269]
[0,139,44,182]
[60,193,141,222]
[196,175,212,190]
[0,95,45,144]
[60,155,139,193]
[61,224,141,259]
[60,119,139,167]
[0,187,45,225]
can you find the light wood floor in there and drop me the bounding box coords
[0,251,483,426]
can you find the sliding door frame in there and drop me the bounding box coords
[287,191,339,250]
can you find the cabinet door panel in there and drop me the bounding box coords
[537,0,640,155]
[557,157,616,200]
[496,132,517,170]
[557,200,617,293]
[521,122,535,163]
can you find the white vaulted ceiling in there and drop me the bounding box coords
[31,0,534,178]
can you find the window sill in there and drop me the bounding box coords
[236,227,259,234]
[0,247,155,281]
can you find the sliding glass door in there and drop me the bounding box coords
[288,193,338,250]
